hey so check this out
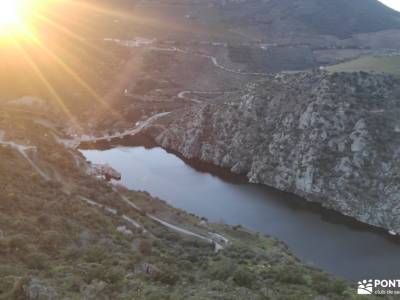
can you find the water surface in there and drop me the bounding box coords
[81,145,400,280]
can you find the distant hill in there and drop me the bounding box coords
[327,55,400,76]
[219,0,400,39]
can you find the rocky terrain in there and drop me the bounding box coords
[145,71,400,233]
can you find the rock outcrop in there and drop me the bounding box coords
[147,71,400,232]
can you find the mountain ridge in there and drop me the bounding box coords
[218,0,400,39]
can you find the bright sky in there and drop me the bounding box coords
[378,0,400,11]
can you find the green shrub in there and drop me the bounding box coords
[233,267,255,288]
[154,264,179,285]
[331,279,347,295]
[7,234,29,254]
[83,264,125,285]
[139,239,152,256]
[274,266,307,285]
[179,259,193,271]
[83,264,106,284]
[36,214,51,227]
[208,258,235,281]
[312,273,347,295]
[61,246,83,261]
[84,245,109,263]
[39,230,65,254]
[104,266,125,285]
[23,252,49,270]
[0,276,14,295]
[0,239,8,255]
[145,290,171,300]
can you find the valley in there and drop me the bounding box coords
[1,0,400,298]
[0,109,360,299]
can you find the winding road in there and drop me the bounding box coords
[75,111,171,145]
[177,90,233,103]
[116,190,227,252]
[81,190,228,252]
[74,37,261,145]
[0,131,50,181]
[107,38,269,77]
[79,195,146,232]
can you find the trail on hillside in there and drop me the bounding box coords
[0,131,50,181]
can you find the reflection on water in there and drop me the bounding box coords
[81,145,400,280]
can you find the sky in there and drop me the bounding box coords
[378,0,400,11]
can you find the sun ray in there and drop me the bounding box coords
[0,0,140,129]
[13,8,124,121]
[67,0,192,36]
[26,33,123,119]
[10,38,83,133]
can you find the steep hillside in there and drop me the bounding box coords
[145,71,400,233]
[218,0,400,39]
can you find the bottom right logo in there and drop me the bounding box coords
[358,279,374,295]
[357,279,400,295]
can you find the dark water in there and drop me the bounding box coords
[81,143,400,280]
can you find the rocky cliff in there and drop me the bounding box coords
[147,71,400,233]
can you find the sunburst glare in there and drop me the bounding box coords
[0,0,25,35]
[0,0,132,129]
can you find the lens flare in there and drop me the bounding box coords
[0,0,53,38]
[0,0,23,34]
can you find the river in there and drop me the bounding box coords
[80,141,400,280]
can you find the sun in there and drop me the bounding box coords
[0,0,24,34]
[0,0,50,38]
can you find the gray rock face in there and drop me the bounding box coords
[147,71,400,232]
